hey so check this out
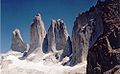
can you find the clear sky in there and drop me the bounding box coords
[1,0,97,53]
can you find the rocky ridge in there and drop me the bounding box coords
[86,0,120,74]
[70,2,104,66]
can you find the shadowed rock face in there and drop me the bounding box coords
[27,13,46,55]
[42,34,48,53]
[11,29,28,53]
[70,0,120,73]
[87,0,120,74]
[47,19,72,59]
[70,5,104,65]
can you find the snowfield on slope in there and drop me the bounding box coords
[0,51,86,74]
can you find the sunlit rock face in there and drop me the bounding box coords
[47,19,72,59]
[11,29,28,53]
[27,13,46,55]
[70,5,104,65]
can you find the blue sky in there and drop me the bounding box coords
[1,0,97,53]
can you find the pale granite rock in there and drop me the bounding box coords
[11,29,28,53]
[47,19,72,60]
[27,13,46,55]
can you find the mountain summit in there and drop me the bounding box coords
[27,13,46,56]
[11,29,28,53]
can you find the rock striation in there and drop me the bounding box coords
[11,29,28,53]
[86,0,120,74]
[47,19,72,59]
[27,13,46,55]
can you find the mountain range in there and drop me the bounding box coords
[0,0,120,74]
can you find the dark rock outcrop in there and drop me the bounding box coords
[87,0,120,74]
[103,65,120,74]
[70,0,120,73]
[70,3,104,65]
[11,29,28,53]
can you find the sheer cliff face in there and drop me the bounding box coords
[11,29,28,53]
[28,14,46,54]
[47,19,72,57]
[71,6,104,65]
[87,0,120,74]
[71,1,120,73]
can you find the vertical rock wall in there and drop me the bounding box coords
[47,19,72,59]
[27,13,46,55]
[87,0,120,74]
[70,6,103,65]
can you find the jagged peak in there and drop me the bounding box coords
[34,13,42,21]
[13,28,20,34]
[36,13,41,16]
[97,0,119,5]
[31,13,46,28]
[51,19,56,24]
[12,28,23,42]
[57,19,61,21]
[49,19,67,36]
[60,19,64,23]
[51,19,64,24]
[77,0,119,20]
